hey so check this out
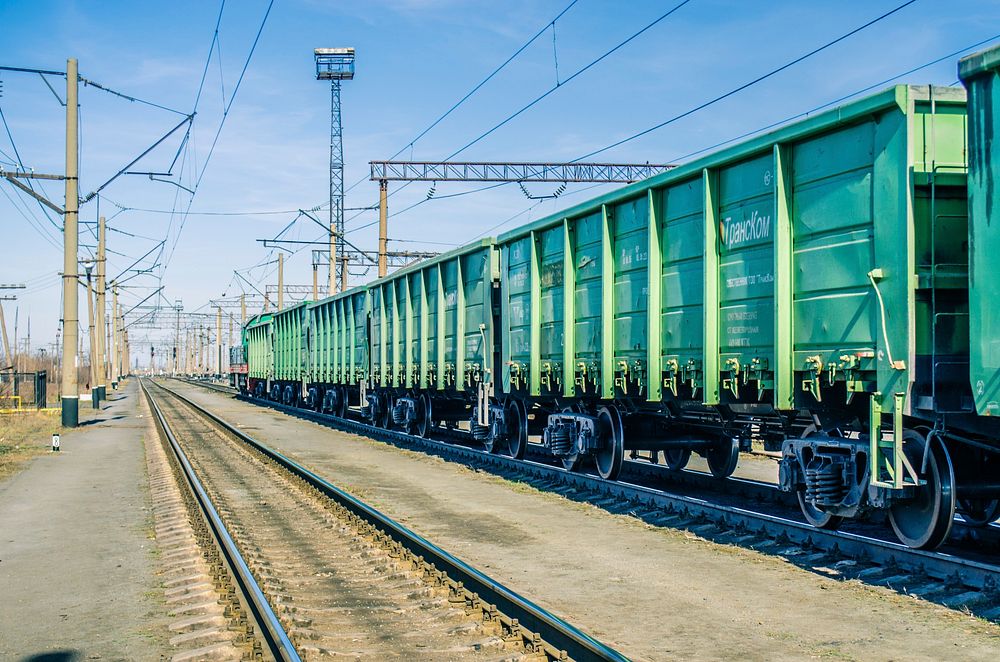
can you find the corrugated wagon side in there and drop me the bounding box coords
[302,286,369,417]
[269,301,310,405]
[365,239,500,438]
[488,84,978,548]
[244,313,274,399]
[960,47,1000,418]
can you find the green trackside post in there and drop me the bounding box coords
[702,168,720,406]
[455,256,466,392]
[390,280,399,387]
[346,296,355,383]
[499,248,513,394]
[379,285,387,388]
[436,266,446,391]
[405,276,414,389]
[337,299,345,383]
[529,231,542,397]
[600,205,614,400]
[772,144,794,411]
[419,271,429,389]
[646,188,663,403]
[562,219,576,399]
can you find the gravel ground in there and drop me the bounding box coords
[170,381,1000,661]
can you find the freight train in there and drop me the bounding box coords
[230,45,1000,550]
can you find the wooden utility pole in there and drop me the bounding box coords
[61,58,80,426]
[277,252,284,311]
[85,268,98,408]
[96,216,107,401]
[378,178,388,278]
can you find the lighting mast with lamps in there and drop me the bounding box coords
[314,47,355,294]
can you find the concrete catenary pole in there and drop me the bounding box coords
[312,257,318,300]
[111,285,119,388]
[173,304,180,375]
[378,178,388,278]
[277,252,284,311]
[85,269,98,408]
[60,58,80,426]
[216,307,222,376]
[0,303,11,369]
[240,294,246,324]
[96,215,107,401]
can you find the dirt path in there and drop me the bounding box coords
[0,383,171,659]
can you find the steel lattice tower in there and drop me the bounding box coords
[315,48,355,293]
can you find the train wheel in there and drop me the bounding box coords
[502,398,528,460]
[594,405,625,481]
[958,499,1000,527]
[796,490,844,530]
[378,393,393,429]
[706,434,740,479]
[415,394,432,438]
[889,431,955,550]
[663,448,691,471]
[338,386,349,418]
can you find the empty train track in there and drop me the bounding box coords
[143,379,624,661]
[177,378,1000,622]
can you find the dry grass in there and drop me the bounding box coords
[0,410,61,481]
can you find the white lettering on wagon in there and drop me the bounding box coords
[721,209,771,247]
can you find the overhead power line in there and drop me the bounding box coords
[342,0,693,234]
[575,0,919,161]
[443,0,694,160]
[375,0,920,236]
[289,0,586,246]
[162,0,275,272]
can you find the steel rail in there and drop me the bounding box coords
[180,379,1000,598]
[158,379,627,662]
[141,379,301,661]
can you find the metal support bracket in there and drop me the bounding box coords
[869,391,923,489]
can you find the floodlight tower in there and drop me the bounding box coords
[314,47,355,294]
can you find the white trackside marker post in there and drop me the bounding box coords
[51,433,61,452]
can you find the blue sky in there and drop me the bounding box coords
[2,0,999,364]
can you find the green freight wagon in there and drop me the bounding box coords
[960,48,1000,418]
[366,239,500,439]
[245,313,274,399]
[488,84,973,548]
[955,45,1000,531]
[270,301,310,405]
[304,286,369,417]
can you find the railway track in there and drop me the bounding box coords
[145,379,624,661]
[176,378,1000,621]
